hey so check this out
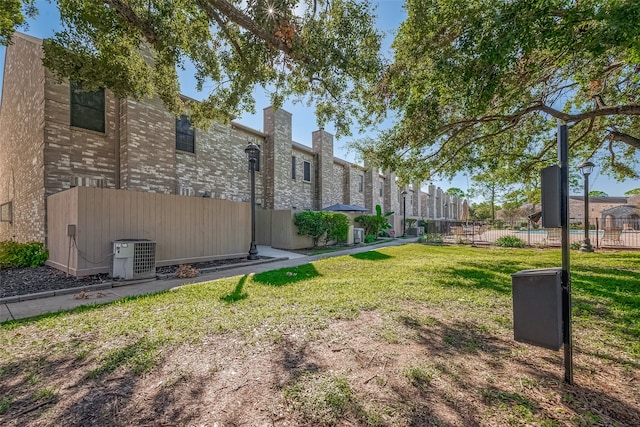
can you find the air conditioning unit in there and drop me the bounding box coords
[111,240,156,280]
[353,228,364,244]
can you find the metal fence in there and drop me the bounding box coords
[430,218,640,250]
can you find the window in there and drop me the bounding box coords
[70,82,105,133]
[70,176,105,188]
[291,156,296,179]
[379,186,383,197]
[359,175,364,192]
[0,201,12,224]
[176,115,195,153]
[303,160,311,182]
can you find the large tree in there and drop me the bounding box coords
[356,0,640,183]
[2,0,383,135]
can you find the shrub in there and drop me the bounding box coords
[0,241,49,268]
[364,234,376,243]
[354,204,393,238]
[424,233,444,244]
[570,242,582,250]
[294,211,349,248]
[495,236,526,248]
[324,213,350,244]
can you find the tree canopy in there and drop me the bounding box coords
[355,0,640,184]
[3,0,383,135]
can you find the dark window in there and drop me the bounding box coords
[70,82,105,133]
[303,161,311,182]
[359,175,364,192]
[292,156,296,179]
[176,115,195,153]
[379,186,383,197]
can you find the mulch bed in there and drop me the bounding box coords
[0,257,271,299]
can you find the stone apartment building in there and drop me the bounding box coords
[0,33,464,248]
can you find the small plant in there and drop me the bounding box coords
[33,387,57,401]
[0,241,49,268]
[404,364,436,392]
[570,242,581,250]
[0,396,12,414]
[364,234,376,243]
[495,236,526,248]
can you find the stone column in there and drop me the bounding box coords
[312,129,334,210]
[263,107,292,210]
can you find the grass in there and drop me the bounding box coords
[0,244,638,425]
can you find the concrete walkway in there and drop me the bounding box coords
[0,239,416,322]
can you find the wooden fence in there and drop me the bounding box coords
[47,187,251,276]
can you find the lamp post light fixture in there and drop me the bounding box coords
[401,190,407,237]
[579,160,595,253]
[245,141,260,260]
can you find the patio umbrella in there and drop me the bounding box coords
[322,203,369,212]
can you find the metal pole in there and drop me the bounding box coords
[580,174,593,252]
[558,123,573,384]
[248,156,259,260]
[403,194,406,237]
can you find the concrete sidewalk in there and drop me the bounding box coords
[0,239,416,322]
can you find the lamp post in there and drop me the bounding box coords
[401,190,407,237]
[245,141,260,260]
[579,160,595,252]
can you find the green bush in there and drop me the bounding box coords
[495,236,526,248]
[570,242,582,250]
[294,211,349,248]
[364,234,376,243]
[0,241,49,268]
[354,205,393,238]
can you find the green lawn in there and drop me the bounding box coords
[1,244,638,426]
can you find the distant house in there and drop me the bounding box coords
[568,196,629,223]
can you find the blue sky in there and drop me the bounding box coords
[1,0,637,199]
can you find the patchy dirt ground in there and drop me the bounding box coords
[0,257,270,299]
[1,308,638,426]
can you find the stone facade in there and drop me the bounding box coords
[0,33,463,245]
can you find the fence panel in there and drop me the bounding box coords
[47,187,251,276]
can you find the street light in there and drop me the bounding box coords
[245,141,260,260]
[401,190,407,237]
[579,160,595,252]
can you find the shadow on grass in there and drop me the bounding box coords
[0,343,205,427]
[252,263,320,287]
[220,275,248,303]
[349,251,392,261]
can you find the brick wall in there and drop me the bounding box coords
[0,34,46,242]
[348,166,365,207]
[312,129,334,209]
[43,73,119,196]
[290,146,315,210]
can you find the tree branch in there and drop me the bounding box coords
[608,130,640,149]
[104,0,159,44]
[196,0,245,60]
[204,0,296,56]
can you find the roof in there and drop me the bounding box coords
[601,205,640,218]
[322,203,369,212]
[570,196,628,204]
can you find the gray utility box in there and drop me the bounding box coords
[512,268,563,351]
